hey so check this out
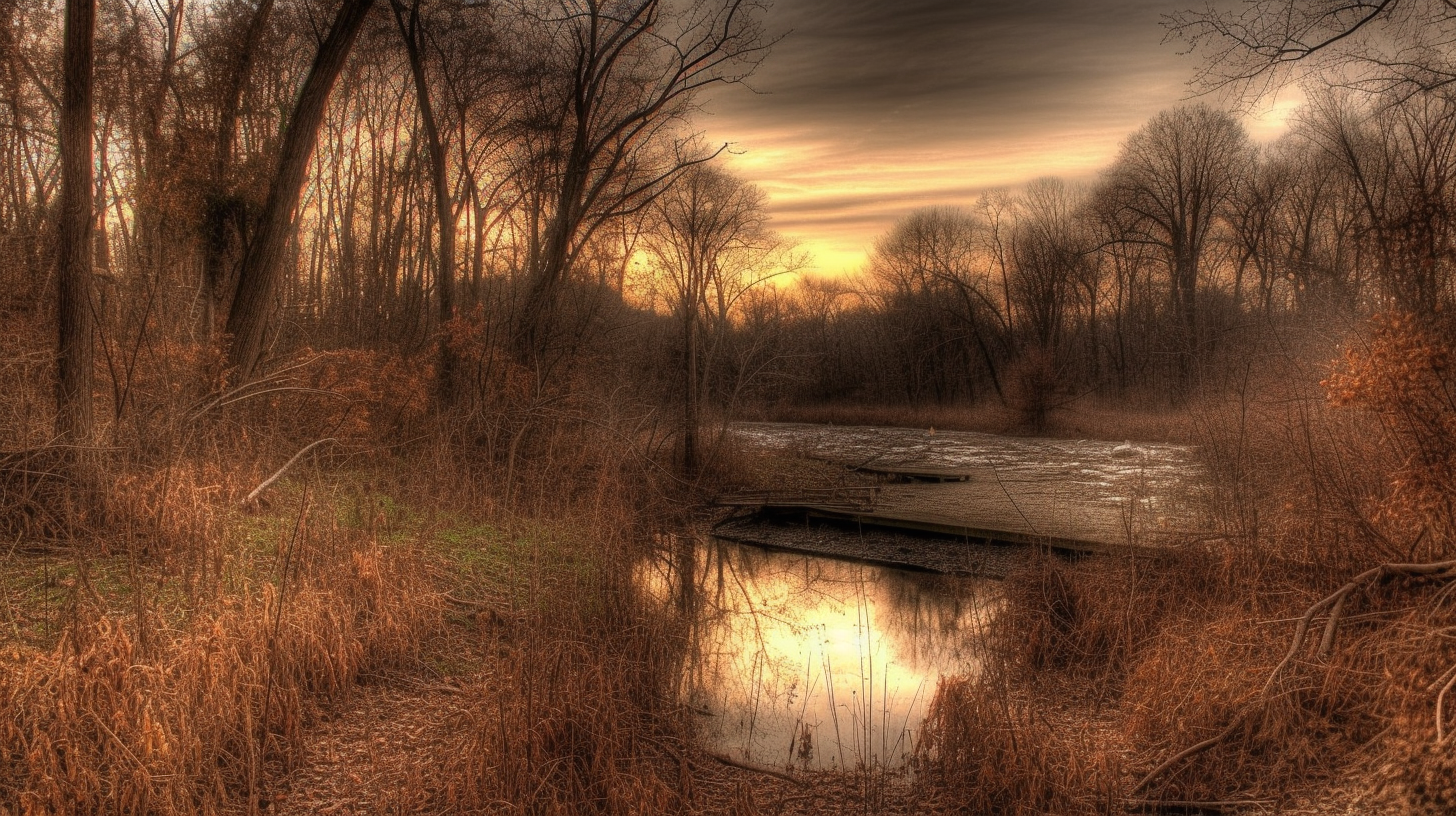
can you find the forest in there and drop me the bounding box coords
[6,0,1456,812]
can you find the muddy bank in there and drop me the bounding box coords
[712,515,1032,578]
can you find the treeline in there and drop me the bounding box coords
[700,96,1456,426]
[9,0,1456,456]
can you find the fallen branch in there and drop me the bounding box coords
[242,438,337,507]
[1129,714,1249,796]
[704,750,805,786]
[1134,536,1456,795]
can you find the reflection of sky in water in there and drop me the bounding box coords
[641,539,999,770]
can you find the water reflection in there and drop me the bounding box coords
[643,537,999,770]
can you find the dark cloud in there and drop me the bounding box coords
[711,0,1192,148]
[694,0,1288,274]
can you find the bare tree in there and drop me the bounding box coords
[643,164,786,474]
[1101,105,1252,388]
[224,0,377,378]
[1167,0,1456,101]
[56,0,95,441]
[390,0,459,400]
[1268,132,1362,312]
[1011,177,1084,353]
[200,0,277,337]
[866,206,1007,403]
[508,0,771,367]
[1299,89,1456,316]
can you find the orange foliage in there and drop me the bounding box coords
[284,349,434,442]
[1323,312,1456,547]
[442,306,536,411]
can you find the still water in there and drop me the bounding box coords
[647,424,1200,770]
[642,537,999,770]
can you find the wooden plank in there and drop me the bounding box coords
[846,463,974,482]
[711,516,1028,577]
[712,486,879,513]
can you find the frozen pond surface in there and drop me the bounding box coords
[731,422,1206,546]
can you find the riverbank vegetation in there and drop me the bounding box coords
[7,0,1456,811]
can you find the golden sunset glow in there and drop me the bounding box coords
[697,0,1308,279]
[706,101,1303,279]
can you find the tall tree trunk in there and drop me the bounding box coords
[225,0,375,377]
[391,0,456,402]
[683,309,699,475]
[56,0,95,441]
[134,0,184,299]
[514,157,586,366]
[201,0,275,339]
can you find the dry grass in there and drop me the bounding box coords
[14,307,1456,814]
[422,419,696,814]
[914,673,1119,816]
[912,317,1456,812]
[999,552,1217,688]
[0,335,701,814]
[439,613,689,814]
[0,505,445,814]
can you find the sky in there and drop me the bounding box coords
[697,0,1303,277]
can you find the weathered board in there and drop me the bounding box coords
[842,462,975,482]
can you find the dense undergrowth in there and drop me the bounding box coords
[0,303,701,814]
[913,314,1456,814]
[9,309,1456,815]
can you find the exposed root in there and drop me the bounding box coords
[1132,543,1456,797]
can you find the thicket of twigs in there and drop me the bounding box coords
[0,291,705,815]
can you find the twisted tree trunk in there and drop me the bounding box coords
[225,0,375,378]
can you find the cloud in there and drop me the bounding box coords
[693,0,1258,274]
[711,0,1193,144]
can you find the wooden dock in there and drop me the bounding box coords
[713,486,880,513]
[751,503,1126,556]
[844,463,975,482]
[711,515,1031,577]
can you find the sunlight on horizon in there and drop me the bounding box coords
[710,100,1304,279]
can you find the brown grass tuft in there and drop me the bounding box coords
[915,674,1116,815]
[0,511,445,813]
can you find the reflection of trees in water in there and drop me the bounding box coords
[874,567,998,668]
[656,533,1001,764]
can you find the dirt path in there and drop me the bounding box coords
[271,678,476,815]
